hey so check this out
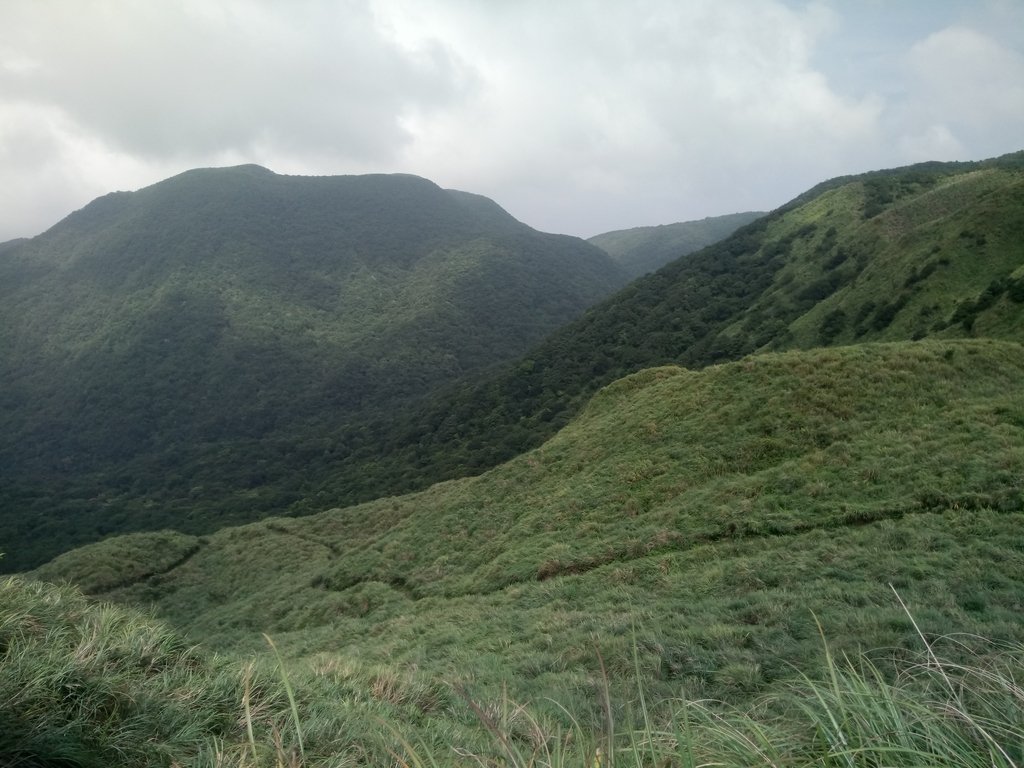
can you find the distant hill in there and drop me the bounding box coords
[0,165,627,570]
[588,211,764,278]
[6,153,1023,573]
[32,339,1024,707]
[303,152,1024,506]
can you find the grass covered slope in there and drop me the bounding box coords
[730,163,1024,351]
[33,340,1024,706]
[293,152,1024,510]
[0,572,492,767]
[588,210,764,278]
[0,165,627,571]
[9,570,1024,767]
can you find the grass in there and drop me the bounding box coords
[28,340,1024,711]
[0,574,239,766]
[18,338,1024,767]
[4,569,1023,767]
[5,156,1024,579]
[11,329,1024,763]
[14,255,1024,765]
[5,155,1024,767]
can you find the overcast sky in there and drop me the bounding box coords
[2,0,1022,243]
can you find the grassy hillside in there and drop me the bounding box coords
[0,165,627,571]
[33,340,1024,712]
[0,572,495,767]
[9,155,1020,573]
[588,210,764,278]
[9,568,1023,767]
[14,154,1024,767]
[297,152,1024,507]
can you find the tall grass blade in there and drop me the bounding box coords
[262,633,305,765]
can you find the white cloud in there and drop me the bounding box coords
[896,26,1024,157]
[0,101,159,239]
[0,0,1021,242]
[381,0,882,233]
[0,0,462,161]
[897,124,965,162]
[0,0,468,238]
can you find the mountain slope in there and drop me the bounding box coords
[32,339,1024,705]
[302,152,1024,506]
[0,165,627,570]
[588,210,764,278]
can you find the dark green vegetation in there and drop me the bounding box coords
[0,574,241,766]
[0,165,629,571]
[283,151,1024,512]
[8,155,1022,572]
[25,338,1024,765]
[588,210,764,278]
[10,150,1024,766]
[33,340,1024,694]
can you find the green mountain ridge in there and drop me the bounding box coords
[31,338,1024,702]
[266,151,1024,512]
[0,165,628,570]
[12,152,1024,767]
[588,210,765,278]
[13,154,1020,576]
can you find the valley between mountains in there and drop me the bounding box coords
[3,151,1024,767]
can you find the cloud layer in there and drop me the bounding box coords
[1,0,1022,241]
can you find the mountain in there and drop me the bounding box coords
[588,210,764,278]
[31,339,1024,708]
[301,152,1024,507]
[16,153,1024,765]
[6,153,1022,575]
[0,165,628,571]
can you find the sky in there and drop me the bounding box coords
[1,0,1023,243]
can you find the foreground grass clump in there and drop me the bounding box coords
[0,572,506,766]
[0,575,329,767]
[0,574,254,766]
[778,637,1024,767]
[4,571,1023,767]
[393,634,1024,768]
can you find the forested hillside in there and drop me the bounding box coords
[6,156,1022,571]
[0,165,627,570]
[14,153,1024,768]
[588,210,764,278]
[298,152,1024,508]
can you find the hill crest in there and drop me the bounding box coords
[0,165,629,570]
[291,151,1024,512]
[33,337,1024,615]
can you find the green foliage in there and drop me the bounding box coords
[31,341,1024,717]
[6,570,1024,767]
[818,308,847,343]
[588,210,765,278]
[6,155,1024,571]
[0,575,239,766]
[0,166,628,570]
[6,150,1024,765]
[285,153,1024,512]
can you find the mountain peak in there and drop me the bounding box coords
[0,166,628,570]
